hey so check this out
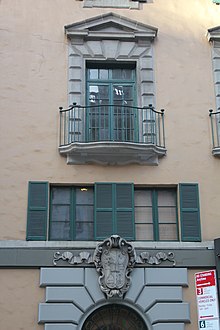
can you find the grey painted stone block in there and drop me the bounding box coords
[152,324,185,330]
[40,268,84,287]
[136,286,183,311]
[147,302,190,324]
[84,268,105,302]
[125,268,145,302]
[145,268,188,287]
[45,324,77,330]
[46,286,94,311]
[39,303,83,324]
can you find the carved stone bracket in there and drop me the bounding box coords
[93,235,136,298]
[53,251,93,265]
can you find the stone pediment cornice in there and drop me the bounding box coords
[207,26,220,41]
[65,12,158,41]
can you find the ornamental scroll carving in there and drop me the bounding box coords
[53,237,176,271]
[93,235,136,298]
[136,251,176,266]
[53,251,93,265]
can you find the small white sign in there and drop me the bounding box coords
[199,319,220,329]
[195,270,220,330]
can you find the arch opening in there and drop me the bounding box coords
[82,303,148,330]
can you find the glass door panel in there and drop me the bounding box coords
[87,65,136,142]
[113,84,135,142]
[88,84,110,141]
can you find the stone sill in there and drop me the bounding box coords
[0,240,214,250]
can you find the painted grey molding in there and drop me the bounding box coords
[0,246,215,268]
[39,267,190,328]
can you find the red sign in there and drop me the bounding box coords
[195,270,220,329]
[196,270,216,288]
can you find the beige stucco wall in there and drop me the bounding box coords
[0,269,44,330]
[0,0,220,239]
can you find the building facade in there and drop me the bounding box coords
[0,0,220,329]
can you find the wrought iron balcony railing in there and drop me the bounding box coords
[59,103,165,148]
[209,109,220,156]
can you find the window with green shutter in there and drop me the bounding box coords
[95,183,134,240]
[179,183,201,242]
[26,182,201,242]
[26,182,49,240]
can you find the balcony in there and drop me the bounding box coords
[209,109,220,157]
[59,104,166,165]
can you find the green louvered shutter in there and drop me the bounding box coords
[116,183,134,239]
[95,183,114,239]
[179,183,201,242]
[95,183,134,240]
[26,181,48,240]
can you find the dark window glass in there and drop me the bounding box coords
[50,187,94,240]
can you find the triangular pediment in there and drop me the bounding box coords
[65,12,157,40]
[207,26,220,41]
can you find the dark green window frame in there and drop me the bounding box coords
[134,188,179,241]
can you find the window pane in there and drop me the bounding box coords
[52,187,70,204]
[157,190,176,206]
[135,207,152,223]
[75,222,93,240]
[89,85,99,104]
[159,224,178,241]
[76,188,93,204]
[89,69,98,79]
[51,205,70,222]
[135,190,152,206]
[99,69,108,80]
[158,207,176,223]
[76,206,93,222]
[50,222,71,240]
[112,68,133,80]
[122,69,132,80]
[112,69,122,79]
[136,224,154,240]
[123,86,133,99]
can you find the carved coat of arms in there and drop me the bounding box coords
[93,235,136,298]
